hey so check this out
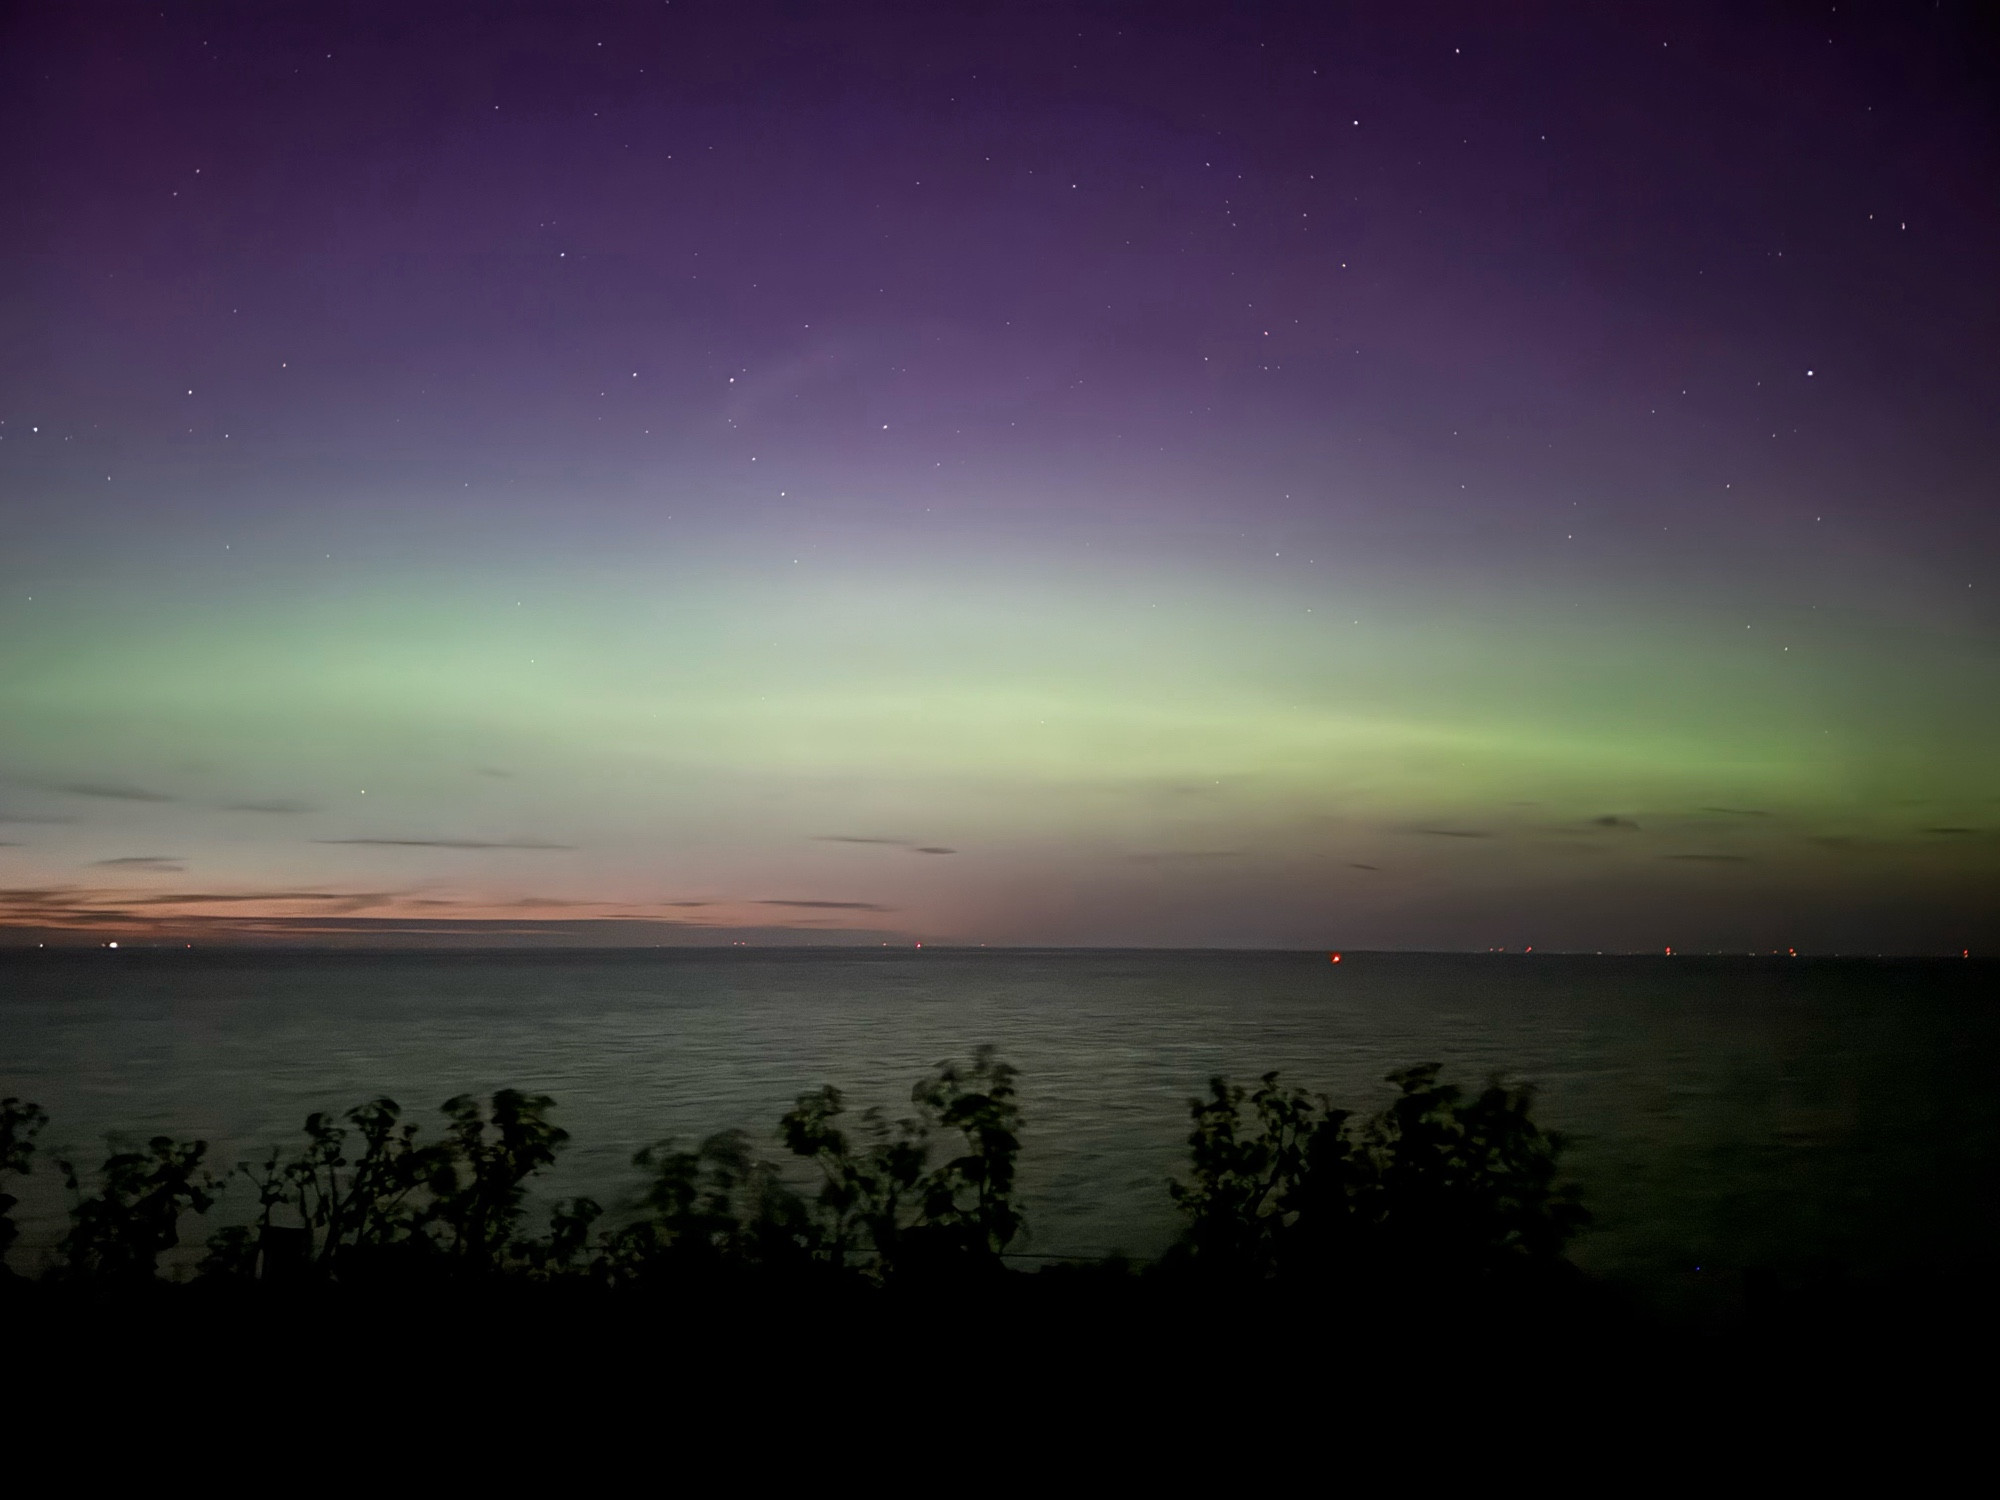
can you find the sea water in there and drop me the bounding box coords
[3,948,1995,1295]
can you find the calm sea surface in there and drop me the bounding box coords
[3,949,1996,1294]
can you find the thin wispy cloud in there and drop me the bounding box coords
[53,782,175,803]
[756,899,892,911]
[121,890,398,907]
[0,887,111,924]
[817,836,957,853]
[90,856,186,871]
[315,838,575,850]
[222,799,316,814]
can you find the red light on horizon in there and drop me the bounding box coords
[1329,952,1342,964]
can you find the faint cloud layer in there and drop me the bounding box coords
[0,887,903,938]
[126,891,397,909]
[0,884,400,926]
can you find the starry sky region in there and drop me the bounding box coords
[1,2,1997,951]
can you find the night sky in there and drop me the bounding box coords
[2,2,1996,952]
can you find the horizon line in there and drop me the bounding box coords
[0,941,1983,960]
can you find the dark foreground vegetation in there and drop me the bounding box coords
[2,1053,1582,1293]
[3,1052,1986,1389]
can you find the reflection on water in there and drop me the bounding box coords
[3,949,1995,1287]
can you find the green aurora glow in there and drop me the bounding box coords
[4,543,1993,950]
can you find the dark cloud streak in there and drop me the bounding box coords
[315,838,575,850]
[755,899,893,911]
[817,836,956,854]
[53,782,175,803]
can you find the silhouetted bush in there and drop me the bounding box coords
[0,1096,49,1278]
[1167,1063,1588,1292]
[196,1090,571,1284]
[778,1046,1022,1282]
[54,1135,215,1283]
[579,1046,1022,1286]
